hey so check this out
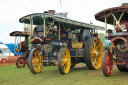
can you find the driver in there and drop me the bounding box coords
[54,26,58,36]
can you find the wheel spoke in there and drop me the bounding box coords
[90,55,94,62]
[34,52,36,58]
[62,59,65,66]
[92,59,96,66]
[98,52,102,54]
[36,64,39,70]
[92,42,95,48]
[107,66,110,74]
[91,45,94,50]
[63,64,66,70]
[33,63,36,68]
[63,52,66,58]
[91,42,95,50]
[91,55,97,66]
[95,45,100,50]
[94,40,98,49]
[96,58,101,64]
[95,40,98,50]
[91,50,94,56]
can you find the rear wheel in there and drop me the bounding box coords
[84,37,103,70]
[27,48,43,74]
[16,57,26,68]
[102,50,113,77]
[116,54,128,72]
[58,48,71,75]
[117,65,128,72]
[115,40,128,54]
[115,41,128,72]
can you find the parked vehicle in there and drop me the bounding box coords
[0,44,22,64]
[95,3,128,77]
[5,44,22,55]
[10,10,104,74]
[0,44,14,58]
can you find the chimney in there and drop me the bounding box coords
[48,10,56,14]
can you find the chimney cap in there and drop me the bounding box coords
[44,11,48,13]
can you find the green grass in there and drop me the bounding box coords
[0,64,128,85]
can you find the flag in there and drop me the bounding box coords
[60,0,62,7]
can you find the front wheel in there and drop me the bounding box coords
[16,57,26,68]
[27,48,43,74]
[102,50,113,77]
[58,48,71,75]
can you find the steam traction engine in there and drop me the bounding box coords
[10,31,30,68]
[95,3,128,76]
[11,10,104,74]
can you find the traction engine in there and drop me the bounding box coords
[95,3,128,76]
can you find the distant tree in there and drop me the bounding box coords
[98,33,105,40]
[28,37,31,45]
[98,33,106,46]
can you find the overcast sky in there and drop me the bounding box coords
[0,0,127,43]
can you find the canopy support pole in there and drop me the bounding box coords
[105,17,107,36]
[59,22,60,40]
[14,34,16,51]
[20,35,21,50]
[30,19,33,37]
[44,18,46,37]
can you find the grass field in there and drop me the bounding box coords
[0,64,128,85]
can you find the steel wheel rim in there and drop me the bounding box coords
[32,49,43,73]
[90,38,103,69]
[17,57,26,68]
[62,49,71,73]
[105,52,113,75]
